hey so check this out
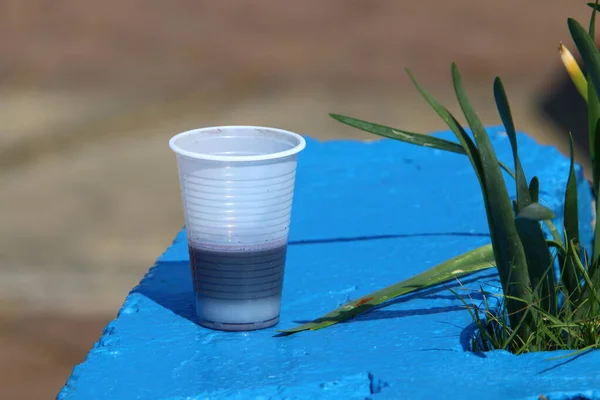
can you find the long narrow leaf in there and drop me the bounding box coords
[592,116,600,263]
[403,68,502,246]
[331,108,563,249]
[569,18,600,118]
[329,111,557,242]
[545,219,564,245]
[589,0,600,34]
[561,134,583,302]
[529,177,540,203]
[515,218,556,315]
[452,63,532,334]
[583,1,600,207]
[328,113,516,178]
[589,91,600,193]
[558,16,599,261]
[405,69,489,188]
[494,77,532,213]
[587,57,600,199]
[571,243,600,307]
[593,122,600,262]
[564,133,580,253]
[567,239,592,311]
[276,244,495,335]
[403,68,505,279]
[329,114,465,153]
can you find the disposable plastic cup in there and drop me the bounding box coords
[169,126,306,331]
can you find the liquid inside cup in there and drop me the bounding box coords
[169,126,305,331]
[189,244,287,331]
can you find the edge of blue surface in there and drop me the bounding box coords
[58,126,599,400]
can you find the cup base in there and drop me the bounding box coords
[197,316,279,332]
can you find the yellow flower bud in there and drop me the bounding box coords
[560,42,588,102]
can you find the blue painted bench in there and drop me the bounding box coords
[58,126,600,400]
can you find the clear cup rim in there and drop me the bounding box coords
[169,125,307,162]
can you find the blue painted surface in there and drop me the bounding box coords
[58,126,599,400]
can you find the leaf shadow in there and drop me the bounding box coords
[352,305,465,321]
[382,271,498,307]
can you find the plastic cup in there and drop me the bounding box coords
[169,126,306,331]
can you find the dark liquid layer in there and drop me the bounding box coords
[188,245,288,301]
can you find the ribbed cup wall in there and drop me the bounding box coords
[176,155,299,250]
[169,126,305,329]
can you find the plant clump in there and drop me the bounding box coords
[277,1,600,356]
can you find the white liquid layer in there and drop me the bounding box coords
[195,294,281,324]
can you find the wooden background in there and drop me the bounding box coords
[0,1,594,398]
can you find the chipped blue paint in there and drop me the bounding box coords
[58,126,598,400]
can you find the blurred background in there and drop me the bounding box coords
[0,1,595,398]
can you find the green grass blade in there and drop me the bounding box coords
[557,249,573,312]
[451,62,532,334]
[493,77,532,213]
[515,218,557,315]
[562,246,583,307]
[546,345,597,362]
[449,286,492,351]
[569,238,600,322]
[570,243,600,305]
[498,293,536,353]
[589,257,600,288]
[328,113,516,178]
[566,239,599,321]
[545,220,564,245]
[528,177,540,203]
[275,244,495,336]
